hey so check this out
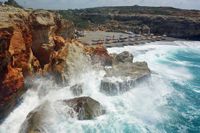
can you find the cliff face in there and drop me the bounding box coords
[30,10,74,67]
[0,5,75,121]
[0,5,113,121]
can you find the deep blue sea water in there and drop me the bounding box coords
[159,48,200,133]
[0,41,200,133]
[164,48,200,133]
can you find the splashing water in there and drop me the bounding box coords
[0,41,200,133]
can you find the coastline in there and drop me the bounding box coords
[78,31,187,48]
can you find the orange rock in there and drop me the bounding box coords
[8,28,41,77]
[85,45,112,66]
[9,30,26,55]
[44,45,68,83]
[0,64,24,101]
[53,36,66,51]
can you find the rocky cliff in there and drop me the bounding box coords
[0,5,75,121]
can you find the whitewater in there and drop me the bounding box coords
[0,41,200,133]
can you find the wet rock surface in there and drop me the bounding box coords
[19,102,52,133]
[70,84,83,96]
[112,51,134,64]
[19,97,105,133]
[64,97,105,120]
[100,52,151,95]
[100,72,150,96]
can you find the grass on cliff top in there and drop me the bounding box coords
[58,10,90,29]
[57,5,200,29]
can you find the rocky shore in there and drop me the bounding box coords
[58,6,200,40]
[0,5,151,128]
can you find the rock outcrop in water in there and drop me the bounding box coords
[101,51,151,95]
[64,97,106,120]
[19,97,105,133]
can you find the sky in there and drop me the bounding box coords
[1,0,200,10]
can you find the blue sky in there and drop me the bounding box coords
[1,0,200,10]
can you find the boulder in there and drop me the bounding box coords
[64,97,105,120]
[19,102,53,133]
[113,51,133,64]
[19,97,105,133]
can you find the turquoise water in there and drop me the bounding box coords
[1,41,200,133]
[159,48,200,133]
